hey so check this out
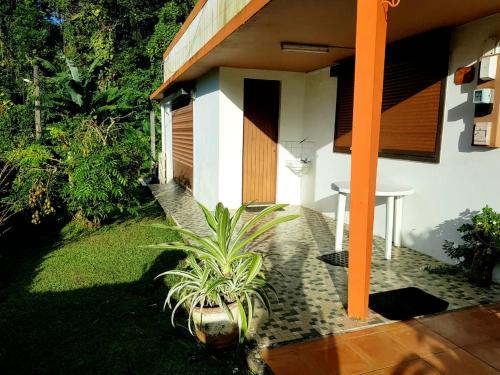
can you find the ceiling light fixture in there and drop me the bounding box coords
[281,42,330,54]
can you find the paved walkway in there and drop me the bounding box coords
[261,304,500,374]
[150,183,500,349]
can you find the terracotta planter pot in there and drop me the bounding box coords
[191,303,240,349]
[469,247,496,287]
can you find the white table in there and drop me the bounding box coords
[331,180,414,260]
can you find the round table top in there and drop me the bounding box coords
[331,180,414,197]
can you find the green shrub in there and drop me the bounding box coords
[64,140,141,223]
[443,206,500,270]
[0,104,35,156]
[6,116,147,225]
[62,116,146,223]
[0,162,15,236]
[7,144,62,224]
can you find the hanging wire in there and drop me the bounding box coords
[382,0,401,21]
[382,0,401,7]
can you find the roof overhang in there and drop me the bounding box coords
[151,0,500,100]
[157,82,194,104]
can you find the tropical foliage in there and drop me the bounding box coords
[0,0,196,229]
[151,202,300,342]
[0,162,15,235]
[427,206,500,286]
[443,206,500,270]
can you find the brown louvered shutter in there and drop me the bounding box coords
[172,100,193,189]
[333,29,450,162]
[334,62,355,150]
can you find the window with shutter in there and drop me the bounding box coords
[333,29,450,162]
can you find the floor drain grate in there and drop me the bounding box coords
[317,251,349,267]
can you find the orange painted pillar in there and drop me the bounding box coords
[347,0,389,319]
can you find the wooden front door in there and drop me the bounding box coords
[242,79,280,204]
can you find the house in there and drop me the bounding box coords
[151,0,500,318]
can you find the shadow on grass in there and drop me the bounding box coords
[0,210,252,375]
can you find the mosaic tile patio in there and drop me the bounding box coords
[150,182,500,349]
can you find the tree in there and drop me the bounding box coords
[0,0,54,103]
[147,1,197,83]
[0,0,196,229]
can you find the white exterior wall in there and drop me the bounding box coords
[301,14,500,279]
[193,69,220,209]
[301,69,343,214]
[218,67,306,207]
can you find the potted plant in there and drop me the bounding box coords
[443,206,500,286]
[152,202,299,348]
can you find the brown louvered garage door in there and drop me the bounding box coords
[172,101,193,189]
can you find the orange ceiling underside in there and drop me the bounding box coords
[155,0,500,98]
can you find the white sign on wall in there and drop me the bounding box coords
[473,122,492,146]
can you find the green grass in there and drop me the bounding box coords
[0,200,250,375]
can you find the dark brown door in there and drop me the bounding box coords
[242,79,280,204]
[172,100,193,190]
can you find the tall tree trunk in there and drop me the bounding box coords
[34,64,41,140]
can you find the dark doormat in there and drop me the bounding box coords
[246,206,271,213]
[369,287,449,320]
[317,251,349,267]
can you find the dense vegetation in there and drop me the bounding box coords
[0,0,196,233]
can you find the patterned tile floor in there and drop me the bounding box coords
[150,183,500,349]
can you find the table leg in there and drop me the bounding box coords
[394,196,403,247]
[335,193,347,252]
[385,196,394,260]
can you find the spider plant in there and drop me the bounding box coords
[152,202,299,342]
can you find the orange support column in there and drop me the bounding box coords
[347,0,389,319]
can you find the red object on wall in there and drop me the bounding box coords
[454,66,475,85]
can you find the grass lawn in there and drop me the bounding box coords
[0,199,250,374]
